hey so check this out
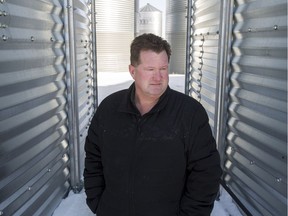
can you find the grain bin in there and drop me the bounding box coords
[166,0,187,74]
[96,0,134,72]
[138,3,162,37]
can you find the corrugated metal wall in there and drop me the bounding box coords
[65,0,96,191]
[186,0,287,215]
[186,0,221,134]
[166,0,187,74]
[0,0,96,215]
[95,0,134,72]
[1,0,286,215]
[226,0,287,215]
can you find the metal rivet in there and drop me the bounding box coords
[250,161,255,165]
[0,10,7,16]
[276,178,282,183]
[273,25,278,30]
[50,37,54,42]
[0,23,7,28]
[47,168,51,172]
[248,28,252,32]
[31,36,35,42]
[28,186,32,191]
[2,35,8,41]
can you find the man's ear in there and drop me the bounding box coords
[129,64,136,79]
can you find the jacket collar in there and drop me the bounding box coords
[118,82,171,115]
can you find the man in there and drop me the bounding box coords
[84,33,222,216]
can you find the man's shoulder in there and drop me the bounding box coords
[169,88,201,108]
[99,89,128,108]
[105,89,128,100]
[168,88,210,124]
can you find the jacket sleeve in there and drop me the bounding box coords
[180,105,222,216]
[83,112,105,214]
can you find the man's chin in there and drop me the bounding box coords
[149,89,166,97]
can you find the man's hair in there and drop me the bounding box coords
[130,33,172,66]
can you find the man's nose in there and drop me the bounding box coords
[153,70,162,80]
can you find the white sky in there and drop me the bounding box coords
[139,0,166,12]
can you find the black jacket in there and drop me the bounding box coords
[84,84,222,216]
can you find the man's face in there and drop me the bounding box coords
[129,50,169,100]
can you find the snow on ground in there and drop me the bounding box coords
[52,72,243,216]
[52,186,242,216]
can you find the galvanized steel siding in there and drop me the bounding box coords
[186,0,221,133]
[186,0,287,215]
[166,0,187,74]
[68,0,95,189]
[0,1,69,215]
[0,0,97,215]
[226,0,287,215]
[96,0,134,72]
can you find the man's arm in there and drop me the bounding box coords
[83,114,105,213]
[180,105,222,216]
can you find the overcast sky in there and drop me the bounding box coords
[139,0,166,12]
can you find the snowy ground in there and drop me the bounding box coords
[52,186,242,216]
[52,72,243,216]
